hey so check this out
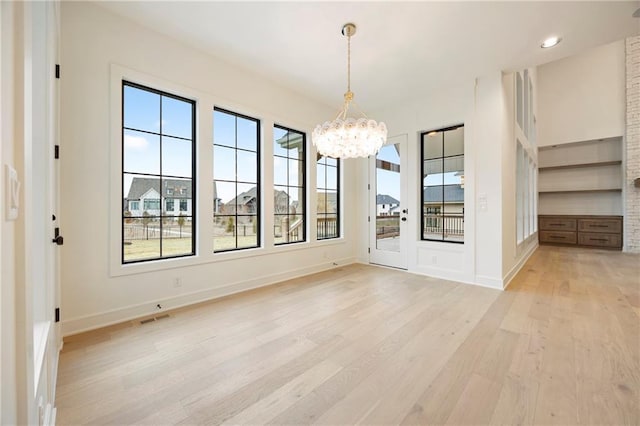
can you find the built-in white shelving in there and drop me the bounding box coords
[538,137,623,216]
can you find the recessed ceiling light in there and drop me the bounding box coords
[541,36,562,49]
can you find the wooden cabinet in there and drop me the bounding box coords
[539,215,622,250]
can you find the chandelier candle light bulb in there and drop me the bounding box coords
[312,23,387,159]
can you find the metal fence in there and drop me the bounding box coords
[423,214,464,237]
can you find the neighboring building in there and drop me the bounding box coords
[376,194,400,216]
[219,186,291,216]
[423,184,464,214]
[125,177,193,217]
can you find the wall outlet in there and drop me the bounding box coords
[173,277,182,288]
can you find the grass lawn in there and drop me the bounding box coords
[124,235,260,260]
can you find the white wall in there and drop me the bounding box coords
[537,40,625,146]
[60,2,358,335]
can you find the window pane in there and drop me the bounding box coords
[216,181,236,212]
[444,127,464,157]
[237,150,257,183]
[163,216,192,256]
[273,127,289,157]
[423,132,442,160]
[288,159,302,187]
[274,186,290,214]
[325,165,338,190]
[237,117,257,151]
[214,145,236,182]
[124,130,160,175]
[162,96,192,139]
[318,214,338,239]
[214,110,236,148]
[288,186,304,216]
[236,215,258,249]
[123,85,160,133]
[123,216,160,262]
[317,165,326,189]
[162,136,192,178]
[236,183,258,215]
[213,215,237,251]
[274,156,288,186]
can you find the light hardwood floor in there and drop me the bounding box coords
[56,246,640,425]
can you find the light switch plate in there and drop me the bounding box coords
[5,164,20,220]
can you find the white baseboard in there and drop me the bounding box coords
[62,256,356,336]
[503,241,538,290]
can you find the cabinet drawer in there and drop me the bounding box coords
[539,217,577,231]
[539,230,577,244]
[578,232,622,248]
[578,219,622,234]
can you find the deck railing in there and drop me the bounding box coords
[423,214,464,238]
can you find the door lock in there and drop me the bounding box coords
[401,217,407,222]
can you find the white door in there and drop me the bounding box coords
[369,134,408,269]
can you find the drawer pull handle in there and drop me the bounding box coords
[549,236,566,239]
[589,238,608,242]
[550,223,565,226]
[588,224,608,228]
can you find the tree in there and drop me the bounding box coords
[177,213,186,238]
[226,217,235,235]
[142,211,152,240]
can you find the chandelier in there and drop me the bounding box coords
[312,23,387,159]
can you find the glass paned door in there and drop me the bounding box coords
[369,135,408,269]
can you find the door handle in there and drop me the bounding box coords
[402,209,408,214]
[52,236,64,245]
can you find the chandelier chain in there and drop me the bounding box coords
[347,32,351,94]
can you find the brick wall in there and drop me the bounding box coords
[626,36,640,253]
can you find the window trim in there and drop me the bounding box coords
[121,80,196,264]
[420,123,465,244]
[213,106,261,253]
[273,124,307,245]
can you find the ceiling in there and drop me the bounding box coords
[97,1,639,111]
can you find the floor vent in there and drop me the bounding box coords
[140,314,171,325]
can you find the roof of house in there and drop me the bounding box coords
[376,194,400,205]
[225,186,289,207]
[126,177,193,200]
[423,184,464,203]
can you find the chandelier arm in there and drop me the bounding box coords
[350,99,369,119]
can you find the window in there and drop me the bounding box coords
[129,201,139,211]
[180,199,188,212]
[421,125,464,243]
[274,125,306,245]
[516,140,537,243]
[316,155,340,240]
[122,81,195,263]
[165,199,174,212]
[213,108,260,252]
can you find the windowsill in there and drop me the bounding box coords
[111,237,346,277]
[33,320,51,395]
